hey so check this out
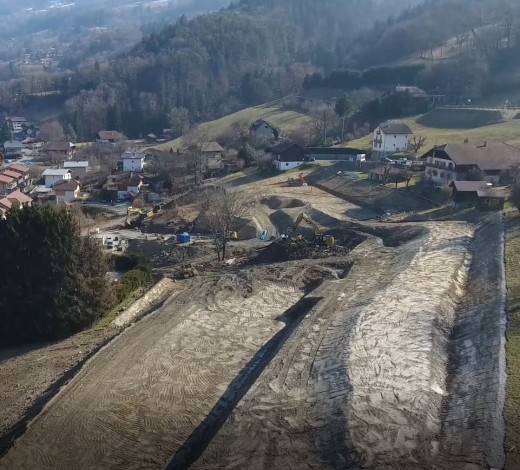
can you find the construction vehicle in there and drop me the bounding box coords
[292,213,335,246]
[226,231,238,241]
[287,173,308,187]
[127,207,143,216]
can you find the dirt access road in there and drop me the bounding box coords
[0,180,507,469]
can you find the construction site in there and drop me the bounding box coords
[0,169,507,470]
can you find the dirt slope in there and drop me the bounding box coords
[0,277,301,470]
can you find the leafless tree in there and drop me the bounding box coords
[184,128,215,185]
[310,104,337,144]
[410,135,428,154]
[254,149,274,171]
[201,186,249,261]
[168,106,191,137]
[381,166,391,185]
[38,120,67,142]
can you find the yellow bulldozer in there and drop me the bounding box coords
[292,213,335,246]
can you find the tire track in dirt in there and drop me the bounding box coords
[0,278,301,470]
[191,222,475,469]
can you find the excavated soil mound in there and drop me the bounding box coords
[254,241,359,264]
[260,196,306,210]
[127,239,212,268]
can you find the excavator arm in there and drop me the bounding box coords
[293,213,325,234]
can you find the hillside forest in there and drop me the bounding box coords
[1,0,520,141]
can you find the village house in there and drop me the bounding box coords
[42,169,72,188]
[22,137,44,149]
[63,161,89,179]
[7,163,30,183]
[249,120,278,142]
[121,151,145,172]
[6,116,27,132]
[54,179,81,204]
[422,142,520,186]
[0,190,32,217]
[0,174,17,194]
[449,180,505,211]
[117,174,144,200]
[3,140,25,157]
[271,142,306,171]
[42,142,76,159]
[98,130,126,145]
[372,123,413,157]
[146,133,157,144]
[1,170,24,187]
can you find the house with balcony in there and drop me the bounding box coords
[422,142,520,186]
[372,123,412,157]
[0,174,17,194]
[7,164,30,182]
[6,116,27,132]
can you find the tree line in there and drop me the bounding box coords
[0,205,152,347]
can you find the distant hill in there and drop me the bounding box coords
[57,0,425,140]
[305,0,520,107]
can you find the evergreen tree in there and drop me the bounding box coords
[0,121,11,144]
[0,205,109,346]
[334,95,352,142]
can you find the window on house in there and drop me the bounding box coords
[447,173,452,180]
[286,163,289,167]
[440,172,444,177]
[448,163,453,169]
[433,170,438,177]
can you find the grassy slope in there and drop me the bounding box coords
[349,113,520,152]
[506,211,520,469]
[152,101,312,151]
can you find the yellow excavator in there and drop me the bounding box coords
[292,213,335,246]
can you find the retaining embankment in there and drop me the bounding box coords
[437,214,507,470]
[112,278,177,327]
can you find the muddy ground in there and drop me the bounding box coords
[0,178,508,470]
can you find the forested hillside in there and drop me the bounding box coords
[12,0,520,140]
[307,0,520,103]
[59,0,424,139]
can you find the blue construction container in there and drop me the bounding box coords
[177,232,191,243]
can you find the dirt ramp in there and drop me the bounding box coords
[436,214,507,469]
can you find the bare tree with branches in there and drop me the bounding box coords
[202,186,249,261]
[410,135,428,154]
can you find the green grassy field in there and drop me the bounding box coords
[505,211,520,469]
[152,101,313,151]
[349,111,520,152]
[417,108,505,129]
